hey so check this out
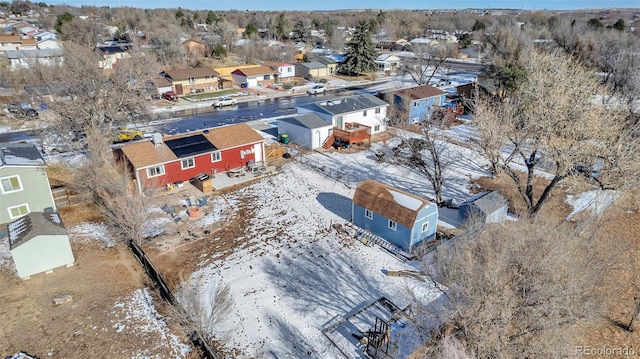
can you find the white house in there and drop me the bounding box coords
[8,212,75,279]
[262,61,296,82]
[375,53,401,72]
[296,93,389,135]
[277,113,334,150]
[231,66,279,88]
[36,38,61,50]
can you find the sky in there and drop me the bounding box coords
[44,0,640,11]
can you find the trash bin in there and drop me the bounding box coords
[280,134,289,144]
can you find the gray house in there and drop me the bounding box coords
[457,191,509,225]
[0,143,56,224]
[277,113,334,149]
[8,212,75,279]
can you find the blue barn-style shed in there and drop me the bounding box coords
[352,179,438,251]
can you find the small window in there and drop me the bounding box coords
[8,203,29,219]
[147,165,165,178]
[1,175,22,194]
[412,101,419,107]
[211,151,221,162]
[421,222,429,233]
[288,67,292,72]
[388,219,397,231]
[363,110,368,117]
[365,209,373,220]
[189,77,196,84]
[374,125,380,131]
[375,108,381,114]
[181,158,195,170]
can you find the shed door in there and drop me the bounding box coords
[254,143,263,162]
[315,130,321,149]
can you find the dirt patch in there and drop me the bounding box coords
[0,207,197,358]
[473,173,575,217]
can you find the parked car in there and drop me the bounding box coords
[307,85,326,95]
[212,96,237,107]
[115,128,144,143]
[6,102,38,118]
[162,91,178,101]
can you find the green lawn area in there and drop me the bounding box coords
[182,89,242,101]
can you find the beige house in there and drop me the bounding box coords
[161,67,220,95]
[0,35,36,53]
[295,62,329,79]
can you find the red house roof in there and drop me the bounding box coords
[120,123,264,169]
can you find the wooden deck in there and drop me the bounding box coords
[323,122,372,152]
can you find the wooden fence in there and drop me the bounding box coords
[265,143,286,159]
[51,187,90,208]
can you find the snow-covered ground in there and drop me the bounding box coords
[111,288,192,358]
[178,162,447,357]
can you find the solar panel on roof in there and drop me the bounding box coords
[165,134,217,158]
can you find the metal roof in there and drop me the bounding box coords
[0,143,45,166]
[8,212,67,250]
[298,93,389,116]
[461,191,508,214]
[278,113,332,130]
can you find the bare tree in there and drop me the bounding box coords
[389,105,453,205]
[27,42,153,153]
[474,50,637,216]
[398,42,457,86]
[419,215,613,357]
[174,277,234,345]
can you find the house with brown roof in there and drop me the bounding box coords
[352,179,438,251]
[393,84,448,124]
[231,66,279,88]
[0,35,36,53]
[115,123,266,193]
[160,67,220,95]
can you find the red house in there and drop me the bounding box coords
[117,123,266,193]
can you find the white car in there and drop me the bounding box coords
[212,96,237,107]
[307,85,327,95]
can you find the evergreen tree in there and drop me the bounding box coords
[54,12,74,33]
[175,8,184,20]
[613,18,625,31]
[339,20,377,76]
[206,11,219,25]
[472,20,485,31]
[244,23,258,38]
[275,13,288,40]
[291,20,310,43]
[587,18,604,29]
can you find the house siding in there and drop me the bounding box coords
[169,77,219,94]
[352,202,437,251]
[12,234,74,278]
[395,93,447,123]
[135,143,260,190]
[0,166,56,224]
[277,121,333,149]
[333,107,387,134]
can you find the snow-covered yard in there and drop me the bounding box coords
[176,163,442,357]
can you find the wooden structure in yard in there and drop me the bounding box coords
[192,173,213,193]
[265,143,286,159]
[322,122,372,153]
